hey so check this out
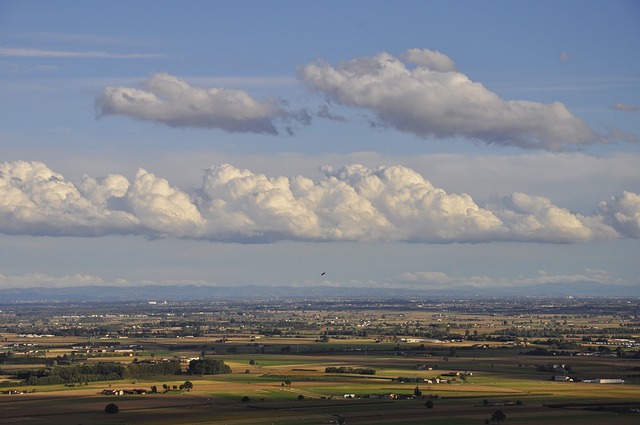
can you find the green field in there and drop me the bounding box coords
[2,347,639,425]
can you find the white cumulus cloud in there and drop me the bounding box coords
[96,73,293,134]
[0,160,635,244]
[598,191,640,238]
[299,49,600,150]
[489,192,618,243]
[126,168,205,236]
[402,48,456,72]
[0,160,135,236]
[79,173,130,207]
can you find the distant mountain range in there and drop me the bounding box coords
[0,281,639,302]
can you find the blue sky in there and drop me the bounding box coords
[1,0,639,292]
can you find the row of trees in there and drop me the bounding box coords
[324,366,375,375]
[12,357,233,386]
[13,360,185,386]
[150,380,193,393]
[17,362,126,385]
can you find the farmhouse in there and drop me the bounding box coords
[390,393,417,400]
[416,364,434,370]
[441,371,473,377]
[179,356,200,363]
[583,378,625,384]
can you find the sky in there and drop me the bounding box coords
[0,0,639,293]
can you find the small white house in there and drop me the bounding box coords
[594,378,625,384]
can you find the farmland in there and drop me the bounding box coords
[1,297,639,424]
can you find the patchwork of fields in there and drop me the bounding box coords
[1,298,639,424]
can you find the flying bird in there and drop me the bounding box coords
[321,272,326,276]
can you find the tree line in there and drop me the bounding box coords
[324,366,376,375]
[8,358,232,386]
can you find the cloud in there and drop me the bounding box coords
[316,104,346,121]
[0,47,163,59]
[397,268,622,289]
[560,52,572,62]
[299,49,601,150]
[613,102,640,112]
[487,192,616,243]
[0,269,216,289]
[402,48,456,72]
[0,160,635,244]
[79,173,130,207]
[95,73,306,134]
[598,191,640,238]
[0,160,136,236]
[0,271,106,289]
[126,168,205,236]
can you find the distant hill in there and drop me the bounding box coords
[0,281,639,302]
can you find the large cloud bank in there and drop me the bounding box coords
[95,73,299,134]
[299,49,599,150]
[0,160,637,243]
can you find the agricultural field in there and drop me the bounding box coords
[1,297,639,424]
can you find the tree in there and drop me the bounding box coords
[414,386,422,397]
[188,358,231,376]
[490,410,506,424]
[104,403,119,414]
[182,380,193,391]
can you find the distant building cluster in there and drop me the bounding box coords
[553,375,625,384]
[71,344,143,355]
[101,388,148,395]
[1,389,24,395]
[17,334,55,338]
